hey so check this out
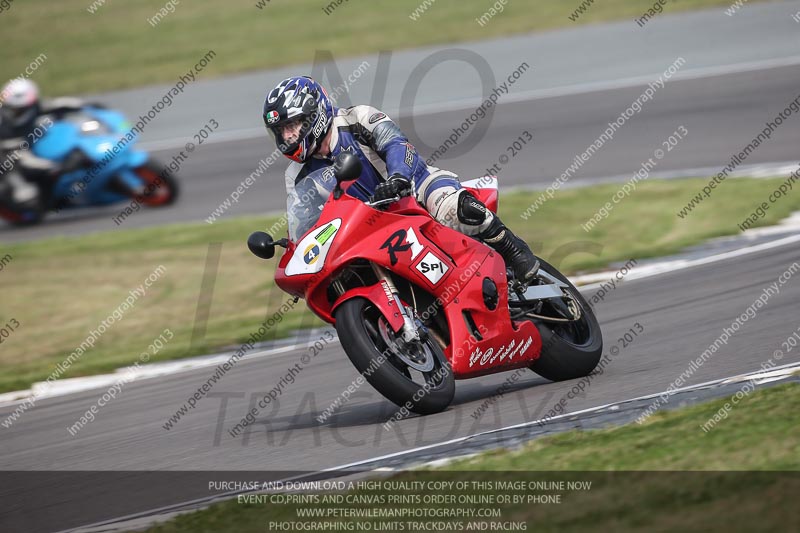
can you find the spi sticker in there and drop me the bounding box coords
[415,251,449,285]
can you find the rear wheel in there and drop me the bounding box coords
[132,161,179,206]
[0,173,46,226]
[522,258,603,381]
[335,297,455,415]
[0,203,44,226]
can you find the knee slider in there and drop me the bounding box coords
[457,191,489,226]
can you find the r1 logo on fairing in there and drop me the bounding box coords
[380,227,424,266]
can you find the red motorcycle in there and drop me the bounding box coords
[248,153,602,415]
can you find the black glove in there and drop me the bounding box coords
[371,174,411,203]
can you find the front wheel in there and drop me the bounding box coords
[335,297,455,415]
[525,258,603,381]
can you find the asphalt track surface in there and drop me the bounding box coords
[2,237,799,531]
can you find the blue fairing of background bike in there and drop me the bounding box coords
[32,107,150,208]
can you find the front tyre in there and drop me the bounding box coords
[528,258,603,381]
[335,297,455,415]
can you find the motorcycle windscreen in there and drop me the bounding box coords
[287,170,336,241]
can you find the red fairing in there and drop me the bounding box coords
[274,185,542,379]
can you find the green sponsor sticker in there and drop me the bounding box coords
[315,224,336,245]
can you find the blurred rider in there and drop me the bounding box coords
[0,78,89,211]
[263,76,540,284]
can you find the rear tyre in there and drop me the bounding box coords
[0,204,45,226]
[0,191,45,226]
[527,258,603,381]
[133,161,179,206]
[335,297,455,415]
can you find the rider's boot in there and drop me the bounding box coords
[478,215,539,283]
[457,191,539,283]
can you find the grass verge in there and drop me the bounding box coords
[144,383,800,532]
[0,0,767,95]
[1,176,798,393]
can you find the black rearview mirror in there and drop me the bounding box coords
[247,231,276,260]
[333,152,362,185]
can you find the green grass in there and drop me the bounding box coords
[144,383,800,532]
[0,0,768,95]
[1,176,798,393]
[448,383,800,471]
[504,175,800,272]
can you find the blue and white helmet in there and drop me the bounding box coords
[263,76,333,163]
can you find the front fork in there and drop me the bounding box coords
[371,263,421,344]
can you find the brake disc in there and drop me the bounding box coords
[377,318,435,372]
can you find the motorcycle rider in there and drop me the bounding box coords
[0,78,90,211]
[263,76,539,283]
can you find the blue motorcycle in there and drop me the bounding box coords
[0,106,178,225]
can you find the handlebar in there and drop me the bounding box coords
[366,187,413,209]
[365,196,401,208]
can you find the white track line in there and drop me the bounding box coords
[140,55,800,152]
[0,339,335,406]
[58,360,800,532]
[508,161,800,194]
[315,362,800,473]
[575,231,800,290]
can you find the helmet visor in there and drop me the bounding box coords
[268,110,317,154]
[0,104,35,128]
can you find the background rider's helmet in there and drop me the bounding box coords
[0,79,41,130]
[263,76,333,163]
